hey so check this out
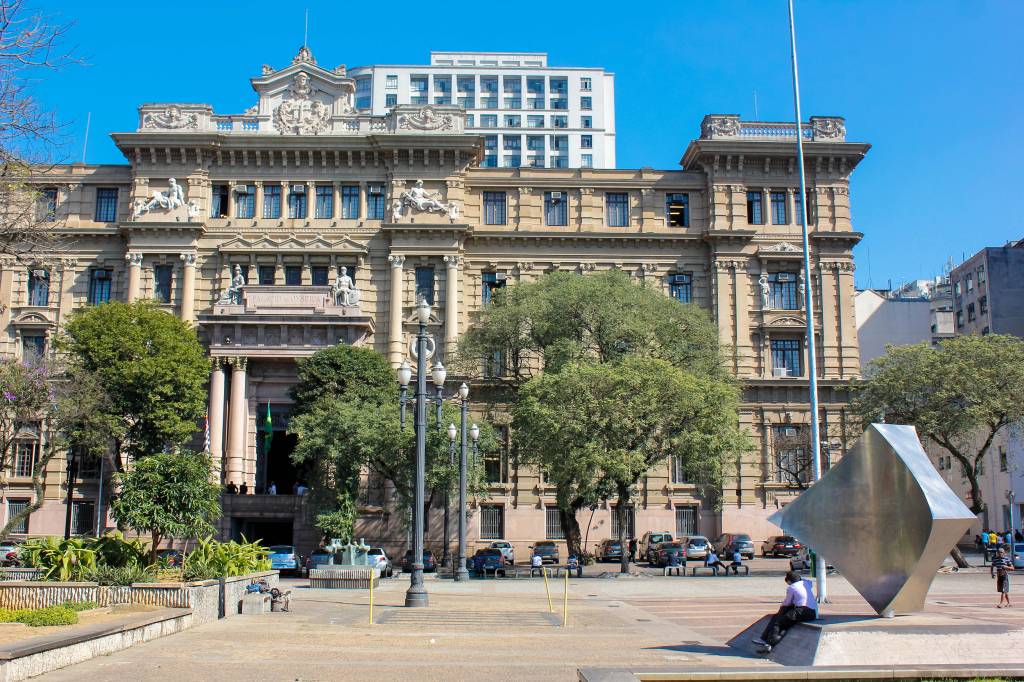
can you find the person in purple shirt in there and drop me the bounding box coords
[752,570,818,652]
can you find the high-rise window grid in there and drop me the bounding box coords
[341,186,359,219]
[94,188,118,222]
[606,192,629,227]
[544,192,567,226]
[315,186,334,219]
[483,192,507,225]
[153,264,173,303]
[668,273,692,303]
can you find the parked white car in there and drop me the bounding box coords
[489,541,515,565]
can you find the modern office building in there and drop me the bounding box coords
[349,51,615,169]
[951,238,1024,337]
[5,47,868,554]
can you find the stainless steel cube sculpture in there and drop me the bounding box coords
[769,424,975,616]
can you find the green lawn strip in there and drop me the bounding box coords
[0,605,79,627]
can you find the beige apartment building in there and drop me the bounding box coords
[4,47,869,558]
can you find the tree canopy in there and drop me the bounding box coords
[853,334,1024,514]
[111,451,222,563]
[60,301,209,466]
[290,344,395,412]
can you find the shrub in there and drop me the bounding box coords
[18,537,96,581]
[84,564,154,586]
[0,606,78,627]
[181,536,270,581]
[61,601,97,612]
[91,533,148,569]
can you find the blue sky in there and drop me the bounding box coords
[34,0,1023,289]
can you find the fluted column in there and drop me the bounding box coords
[388,254,406,366]
[125,253,143,302]
[226,357,248,491]
[444,255,460,353]
[180,252,197,324]
[208,358,226,481]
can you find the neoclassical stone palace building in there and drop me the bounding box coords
[6,47,869,555]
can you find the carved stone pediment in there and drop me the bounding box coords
[12,311,55,327]
[252,48,356,136]
[762,313,807,329]
[760,242,802,253]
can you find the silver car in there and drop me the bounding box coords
[682,535,710,561]
[489,541,515,565]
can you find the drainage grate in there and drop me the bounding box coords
[376,610,560,627]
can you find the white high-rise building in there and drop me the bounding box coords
[349,51,615,169]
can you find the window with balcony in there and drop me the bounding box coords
[580,134,592,149]
[288,186,307,219]
[315,186,334,219]
[770,191,787,224]
[771,339,803,377]
[544,191,567,226]
[528,156,544,168]
[257,265,275,285]
[747,190,764,225]
[665,193,689,227]
[527,115,544,128]
[285,265,302,286]
[580,96,592,110]
[552,115,568,128]
[550,155,568,168]
[504,115,521,127]
[367,185,385,220]
[483,192,507,225]
[480,506,504,540]
[341,186,359,219]
[27,269,49,306]
[482,271,506,304]
[94,188,118,222]
[502,155,521,168]
[263,185,281,219]
[211,185,229,218]
[606,192,629,227]
[768,272,799,310]
[311,266,328,286]
[415,266,435,304]
[154,264,173,303]
[88,269,111,305]
[527,97,545,110]
[668,273,692,303]
[235,185,255,218]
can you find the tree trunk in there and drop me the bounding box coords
[616,483,630,574]
[150,529,161,565]
[949,546,970,568]
[559,506,583,559]
[964,466,986,517]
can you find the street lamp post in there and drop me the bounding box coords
[63,450,78,540]
[1008,490,1017,561]
[405,296,431,608]
[397,360,412,430]
[431,361,451,568]
[455,382,470,582]
[470,424,480,467]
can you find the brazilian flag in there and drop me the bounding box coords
[262,403,274,451]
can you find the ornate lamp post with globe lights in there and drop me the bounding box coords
[454,381,471,581]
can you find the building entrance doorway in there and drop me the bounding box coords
[264,431,300,494]
[231,518,293,546]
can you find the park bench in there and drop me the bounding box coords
[723,565,750,576]
[690,565,722,576]
[662,564,686,576]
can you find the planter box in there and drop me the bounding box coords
[0,569,43,583]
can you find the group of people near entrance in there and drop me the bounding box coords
[223,480,308,495]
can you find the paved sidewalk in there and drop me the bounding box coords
[34,571,1019,681]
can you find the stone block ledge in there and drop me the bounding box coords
[577,663,1024,682]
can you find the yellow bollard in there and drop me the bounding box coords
[368,570,375,625]
[562,569,569,627]
[542,567,553,613]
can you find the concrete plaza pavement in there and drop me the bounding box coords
[35,562,1022,682]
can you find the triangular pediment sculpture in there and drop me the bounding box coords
[770,424,974,616]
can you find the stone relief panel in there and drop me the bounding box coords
[391,180,460,221]
[272,72,336,135]
[130,178,201,221]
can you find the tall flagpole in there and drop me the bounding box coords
[787,0,827,604]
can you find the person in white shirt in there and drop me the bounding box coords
[530,553,544,576]
[753,570,818,651]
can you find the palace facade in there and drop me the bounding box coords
[6,47,869,557]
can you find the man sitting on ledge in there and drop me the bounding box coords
[752,570,818,652]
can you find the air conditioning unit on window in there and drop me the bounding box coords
[290,184,306,194]
[369,186,383,195]
[550,191,563,200]
[772,367,790,378]
[232,185,250,194]
[495,273,508,282]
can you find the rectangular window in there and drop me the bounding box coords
[580,154,593,168]
[675,507,698,537]
[768,272,799,310]
[966,273,973,291]
[580,96,593,110]
[544,192,567,226]
[355,77,372,109]
[480,76,498,94]
[22,335,45,364]
[484,446,508,483]
[770,191,787,224]
[257,265,275,285]
[794,190,815,225]
[581,116,592,129]
[480,506,504,540]
[465,114,474,127]
[606,192,629,227]
[771,339,803,377]
[410,75,428,93]
[6,499,29,534]
[551,135,568,152]
[153,264,173,304]
[527,135,545,151]
[580,77,592,91]
[549,77,568,95]
[484,135,498,151]
[314,186,334,219]
[71,501,95,536]
[504,97,521,110]
[483,192,507,225]
[311,266,328,287]
[341,186,359,220]
[526,77,545,95]
[481,114,497,128]
[747,191,764,225]
[1000,447,1008,472]
[263,185,281,219]
[385,93,397,107]
[503,135,521,150]
[211,185,229,218]
[482,271,506,305]
[956,310,963,327]
[457,75,475,93]
[967,302,976,322]
[665,193,689,227]
[668,273,693,303]
[285,265,302,286]
[552,115,568,128]
[528,156,544,168]
[611,507,635,539]
[14,442,36,477]
[504,114,521,127]
[235,185,255,219]
[977,265,986,285]
[550,98,568,110]
[482,155,498,168]
[774,425,809,484]
[581,134,593,149]
[288,186,307,219]
[88,269,112,305]
[40,187,58,221]
[545,507,565,540]
[385,74,398,88]
[527,115,544,128]
[415,266,435,304]
[670,455,691,484]
[367,185,385,220]
[94,188,118,222]
[27,269,49,306]
[980,295,988,315]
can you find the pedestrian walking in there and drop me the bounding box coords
[628,538,637,563]
[991,547,1013,608]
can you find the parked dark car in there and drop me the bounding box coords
[530,541,560,565]
[304,549,333,576]
[653,542,687,567]
[761,535,802,558]
[595,539,624,563]
[714,533,755,560]
[471,548,505,574]
[402,549,437,573]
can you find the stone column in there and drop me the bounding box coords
[179,252,197,324]
[358,181,367,220]
[388,254,406,366]
[444,255,460,353]
[225,357,248,491]
[818,264,837,379]
[254,182,264,220]
[332,181,341,220]
[125,253,143,302]
[208,358,226,481]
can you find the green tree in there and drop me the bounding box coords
[290,344,395,412]
[111,451,222,563]
[514,358,744,571]
[61,301,209,467]
[853,334,1024,516]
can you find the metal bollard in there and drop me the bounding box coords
[369,570,375,625]
[562,569,569,627]
[543,567,553,613]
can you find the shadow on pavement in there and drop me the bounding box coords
[644,643,764,660]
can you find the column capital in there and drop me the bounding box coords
[228,356,248,371]
[443,255,462,269]
[125,252,144,266]
[180,252,198,267]
[389,254,406,268]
